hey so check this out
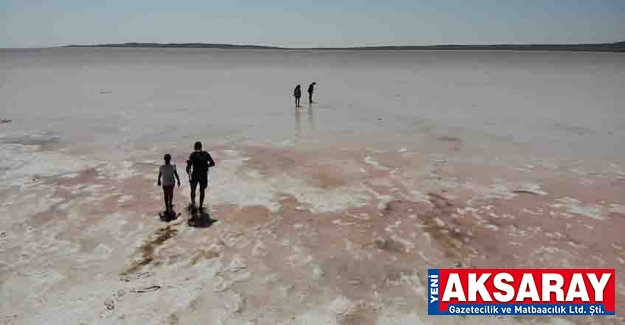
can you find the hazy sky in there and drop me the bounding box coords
[1,0,624,48]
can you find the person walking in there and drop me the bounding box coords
[186,141,215,212]
[157,154,181,215]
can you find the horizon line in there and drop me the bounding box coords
[2,40,624,51]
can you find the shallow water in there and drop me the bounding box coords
[1,48,624,157]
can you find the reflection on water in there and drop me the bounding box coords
[308,104,316,132]
[294,105,316,138]
[295,106,301,138]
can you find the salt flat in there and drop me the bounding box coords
[0,48,624,324]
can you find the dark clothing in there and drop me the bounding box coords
[186,150,215,180]
[308,84,315,103]
[162,184,175,212]
[294,86,302,107]
[163,184,174,200]
[190,178,208,190]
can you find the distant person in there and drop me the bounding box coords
[157,154,181,215]
[307,82,316,103]
[294,84,302,107]
[186,141,215,211]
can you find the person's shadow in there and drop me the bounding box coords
[186,205,218,228]
[159,210,180,223]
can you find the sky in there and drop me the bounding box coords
[0,0,624,48]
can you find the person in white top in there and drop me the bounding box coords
[157,154,181,214]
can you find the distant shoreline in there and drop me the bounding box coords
[62,41,625,52]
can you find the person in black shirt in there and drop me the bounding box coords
[186,141,215,211]
[294,84,302,107]
[307,82,316,104]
